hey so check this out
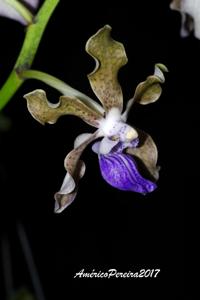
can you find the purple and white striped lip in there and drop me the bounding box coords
[99,152,157,194]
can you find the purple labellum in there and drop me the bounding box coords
[99,153,157,194]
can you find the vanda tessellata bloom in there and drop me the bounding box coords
[24,25,168,213]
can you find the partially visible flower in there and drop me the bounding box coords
[170,0,200,39]
[24,25,168,213]
[0,0,39,25]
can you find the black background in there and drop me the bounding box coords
[0,0,187,298]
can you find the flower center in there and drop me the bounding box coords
[99,107,138,142]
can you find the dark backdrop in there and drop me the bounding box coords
[0,0,187,298]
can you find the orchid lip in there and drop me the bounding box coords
[99,152,157,194]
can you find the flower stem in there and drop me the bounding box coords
[6,0,33,24]
[0,0,59,111]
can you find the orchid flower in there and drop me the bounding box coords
[170,0,200,39]
[24,25,168,213]
[0,0,39,25]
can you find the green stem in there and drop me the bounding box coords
[6,0,33,24]
[0,72,22,110]
[21,69,105,114]
[0,0,59,111]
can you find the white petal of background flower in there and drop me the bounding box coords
[24,0,39,9]
[182,0,200,38]
[171,0,200,39]
[0,0,27,24]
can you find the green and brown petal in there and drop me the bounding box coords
[54,161,84,213]
[123,64,168,120]
[55,131,99,213]
[86,25,128,112]
[24,89,103,127]
[126,129,159,181]
[63,132,98,174]
[134,63,168,105]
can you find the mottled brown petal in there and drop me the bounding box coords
[24,89,103,127]
[133,64,168,105]
[126,129,159,181]
[54,161,84,213]
[86,25,128,112]
[123,64,168,120]
[54,131,99,213]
